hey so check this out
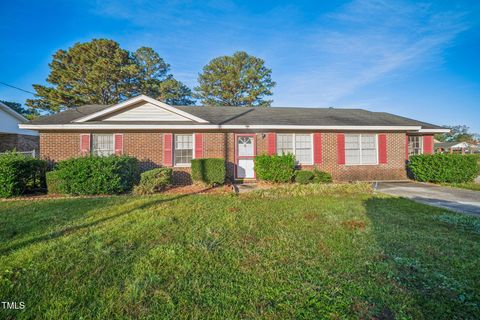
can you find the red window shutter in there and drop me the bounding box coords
[337,133,345,164]
[423,135,433,154]
[195,133,203,158]
[267,132,276,155]
[163,133,173,166]
[313,133,322,164]
[114,134,123,155]
[406,135,409,160]
[378,134,387,164]
[80,134,91,155]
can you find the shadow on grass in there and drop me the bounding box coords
[0,198,123,244]
[364,197,480,319]
[0,187,212,256]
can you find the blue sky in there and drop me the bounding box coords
[1,0,479,132]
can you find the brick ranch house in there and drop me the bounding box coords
[20,95,448,184]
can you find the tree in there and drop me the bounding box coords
[1,100,39,119]
[157,78,195,105]
[435,125,476,143]
[132,47,194,105]
[195,51,275,107]
[27,39,194,113]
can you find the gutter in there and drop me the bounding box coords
[19,124,423,131]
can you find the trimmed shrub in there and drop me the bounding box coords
[295,170,314,184]
[0,151,46,198]
[55,155,140,195]
[466,154,480,174]
[254,154,296,183]
[312,169,333,184]
[46,170,63,194]
[191,158,226,185]
[133,168,172,195]
[408,154,477,183]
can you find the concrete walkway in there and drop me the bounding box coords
[375,182,480,215]
[233,183,259,194]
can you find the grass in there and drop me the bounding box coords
[1,184,479,319]
[440,182,480,191]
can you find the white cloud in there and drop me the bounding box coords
[274,0,470,106]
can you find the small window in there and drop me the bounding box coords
[276,133,312,165]
[174,134,193,166]
[345,134,378,165]
[92,134,114,156]
[408,136,422,156]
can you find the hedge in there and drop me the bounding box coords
[408,154,478,183]
[466,154,480,174]
[133,168,172,195]
[0,151,46,198]
[295,169,333,184]
[312,169,333,184]
[46,170,63,194]
[254,154,296,183]
[191,158,226,185]
[295,170,314,184]
[55,155,140,195]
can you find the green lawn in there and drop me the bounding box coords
[1,184,479,319]
[440,182,480,191]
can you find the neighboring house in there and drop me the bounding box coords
[0,101,39,154]
[20,95,448,183]
[435,141,477,154]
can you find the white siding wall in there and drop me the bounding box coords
[104,102,192,122]
[0,110,38,136]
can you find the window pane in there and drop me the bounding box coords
[92,134,114,156]
[408,136,422,156]
[361,134,377,164]
[277,134,293,155]
[346,149,361,164]
[295,134,312,164]
[174,134,193,165]
[345,134,360,164]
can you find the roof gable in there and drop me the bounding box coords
[73,95,209,123]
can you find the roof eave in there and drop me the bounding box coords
[0,102,28,122]
[19,124,423,131]
[417,128,450,134]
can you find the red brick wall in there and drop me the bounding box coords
[314,132,407,181]
[40,131,410,184]
[240,132,407,181]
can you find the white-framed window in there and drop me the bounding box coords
[92,134,114,156]
[345,134,378,165]
[276,133,313,165]
[174,134,193,166]
[408,136,423,156]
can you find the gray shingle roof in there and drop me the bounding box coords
[30,105,110,124]
[29,104,443,129]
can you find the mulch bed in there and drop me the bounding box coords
[163,184,234,195]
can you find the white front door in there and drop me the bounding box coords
[236,135,255,179]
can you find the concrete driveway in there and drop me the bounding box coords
[375,182,480,215]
